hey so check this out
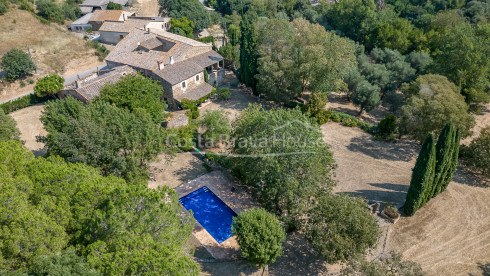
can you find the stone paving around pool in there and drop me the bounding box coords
[174,170,258,260]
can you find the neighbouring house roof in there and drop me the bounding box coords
[110,0,131,6]
[80,6,94,13]
[89,9,123,22]
[167,110,189,128]
[81,0,109,7]
[99,18,156,33]
[66,66,135,101]
[173,83,214,102]
[70,13,93,26]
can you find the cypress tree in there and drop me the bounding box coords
[429,121,455,199]
[440,128,460,193]
[404,133,436,216]
[239,14,258,92]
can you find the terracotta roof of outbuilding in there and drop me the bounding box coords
[99,18,154,33]
[71,66,135,100]
[89,9,123,22]
[173,83,214,102]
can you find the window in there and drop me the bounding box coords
[195,74,200,82]
[181,81,186,89]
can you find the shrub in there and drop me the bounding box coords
[0,109,21,142]
[36,0,65,24]
[330,111,376,134]
[34,74,64,97]
[460,126,490,177]
[107,1,122,9]
[383,204,399,219]
[187,106,199,119]
[306,193,380,263]
[0,2,7,15]
[20,80,25,87]
[1,49,36,81]
[232,208,286,272]
[86,41,109,61]
[199,110,230,145]
[315,109,332,125]
[341,251,424,276]
[0,94,45,114]
[28,79,34,84]
[218,87,231,100]
[204,70,209,83]
[378,114,398,137]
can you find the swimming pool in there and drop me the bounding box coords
[179,186,237,244]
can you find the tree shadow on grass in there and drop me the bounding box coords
[347,136,420,162]
[451,165,490,188]
[343,182,409,204]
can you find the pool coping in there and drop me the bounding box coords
[174,170,257,260]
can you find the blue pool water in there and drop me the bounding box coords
[179,186,237,244]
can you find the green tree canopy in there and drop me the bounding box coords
[0,109,21,142]
[230,104,337,228]
[461,126,490,178]
[159,0,210,31]
[199,110,231,146]
[400,74,475,142]
[169,17,195,38]
[106,1,122,9]
[232,208,286,271]
[1,48,36,81]
[326,0,377,42]
[34,74,65,98]
[96,74,165,123]
[256,18,356,103]
[305,193,380,264]
[39,97,163,183]
[0,140,197,275]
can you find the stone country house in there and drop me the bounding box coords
[104,27,224,108]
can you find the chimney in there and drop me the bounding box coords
[169,56,174,64]
[158,61,164,70]
[143,25,146,31]
[148,27,151,34]
[75,80,79,88]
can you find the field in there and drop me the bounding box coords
[0,9,104,102]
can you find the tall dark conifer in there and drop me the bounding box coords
[239,14,258,93]
[405,133,436,216]
[441,128,460,193]
[429,121,455,199]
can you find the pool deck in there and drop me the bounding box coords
[174,170,258,260]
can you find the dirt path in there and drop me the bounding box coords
[9,104,46,157]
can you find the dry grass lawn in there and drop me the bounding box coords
[0,10,103,101]
[9,104,46,157]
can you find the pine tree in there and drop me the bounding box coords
[239,14,258,92]
[429,121,455,199]
[404,133,436,216]
[440,128,460,193]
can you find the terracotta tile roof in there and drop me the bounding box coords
[81,0,108,7]
[80,6,93,13]
[99,18,154,33]
[69,66,135,101]
[174,82,214,102]
[89,10,123,22]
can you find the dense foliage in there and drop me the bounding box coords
[0,140,197,275]
[256,18,356,103]
[97,74,166,123]
[400,74,474,142]
[39,97,163,183]
[460,126,490,177]
[169,17,195,38]
[34,74,65,97]
[35,0,81,24]
[199,110,230,146]
[239,14,258,92]
[106,1,122,9]
[1,48,36,81]
[231,104,337,228]
[305,193,380,264]
[159,0,210,31]
[0,109,20,142]
[232,208,286,269]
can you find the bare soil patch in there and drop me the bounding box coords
[131,0,160,17]
[0,10,101,101]
[9,104,46,157]
[148,152,209,189]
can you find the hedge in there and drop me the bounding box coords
[330,111,376,134]
[0,94,46,114]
